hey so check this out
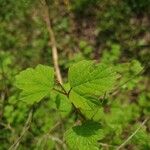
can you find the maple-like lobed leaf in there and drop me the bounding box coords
[69,60,117,97]
[68,60,117,114]
[65,120,104,150]
[15,64,54,105]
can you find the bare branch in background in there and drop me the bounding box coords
[117,117,149,150]
[42,0,63,84]
[8,110,33,150]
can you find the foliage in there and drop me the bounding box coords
[65,121,104,150]
[15,65,54,104]
[12,59,148,149]
[0,0,150,149]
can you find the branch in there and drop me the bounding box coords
[99,142,117,148]
[42,0,63,84]
[53,88,68,96]
[116,117,149,150]
[36,121,67,149]
[111,63,149,97]
[8,110,33,150]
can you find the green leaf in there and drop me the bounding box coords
[130,59,143,74]
[69,90,103,120]
[65,121,104,150]
[68,60,117,110]
[55,93,72,117]
[115,60,143,90]
[15,64,54,105]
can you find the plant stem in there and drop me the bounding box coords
[53,88,68,96]
[8,109,33,150]
[117,117,149,150]
[43,0,63,84]
[56,80,68,94]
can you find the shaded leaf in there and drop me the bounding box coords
[65,120,104,150]
[55,93,72,117]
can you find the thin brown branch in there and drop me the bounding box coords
[58,82,67,94]
[111,65,146,97]
[99,142,117,148]
[55,79,69,96]
[116,117,149,150]
[36,121,67,150]
[8,110,33,150]
[48,135,67,150]
[53,88,68,96]
[42,0,63,84]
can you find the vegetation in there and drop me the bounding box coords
[0,0,150,150]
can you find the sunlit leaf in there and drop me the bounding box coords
[15,64,54,105]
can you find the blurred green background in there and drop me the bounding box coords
[0,0,150,149]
